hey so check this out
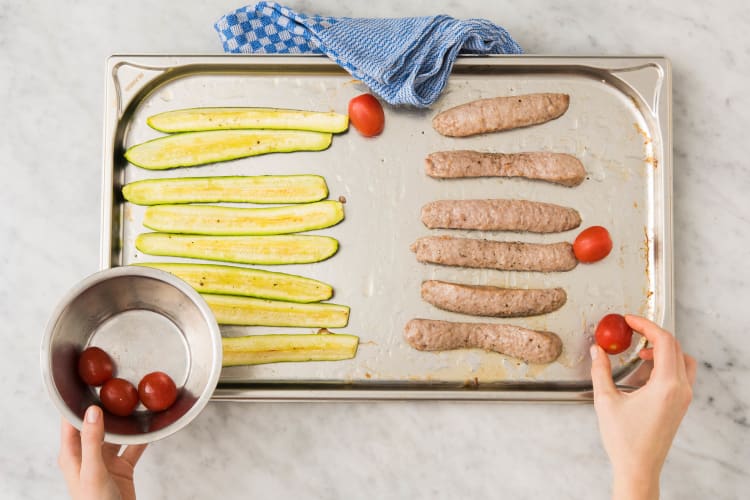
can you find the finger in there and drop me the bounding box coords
[120,444,148,468]
[638,348,654,360]
[684,354,697,387]
[674,340,688,382]
[60,418,82,463]
[79,406,108,483]
[590,345,619,399]
[102,442,121,464]
[59,419,82,482]
[624,315,677,375]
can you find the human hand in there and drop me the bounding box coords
[590,315,696,500]
[58,405,147,500]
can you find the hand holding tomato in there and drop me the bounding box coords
[590,316,696,500]
[348,94,385,137]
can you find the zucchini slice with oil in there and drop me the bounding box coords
[122,175,328,205]
[143,200,344,236]
[222,333,359,366]
[124,129,332,170]
[204,294,349,327]
[137,262,332,303]
[148,107,349,134]
[135,233,338,265]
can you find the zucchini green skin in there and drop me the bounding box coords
[136,262,333,303]
[148,107,349,134]
[204,294,349,327]
[222,334,359,366]
[124,129,332,170]
[143,200,344,236]
[135,233,339,265]
[122,175,328,205]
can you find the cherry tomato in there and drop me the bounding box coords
[77,347,114,386]
[100,378,139,417]
[138,371,178,412]
[573,226,613,263]
[348,94,385,137]
[595,314,634,355]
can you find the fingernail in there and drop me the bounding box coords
[590,345,599,360]
[85,405,100,423]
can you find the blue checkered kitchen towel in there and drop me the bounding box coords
[215,2,522,107]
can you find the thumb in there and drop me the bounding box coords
[590,345,618,399]
[79,405,108,483]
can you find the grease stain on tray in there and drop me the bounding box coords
[634,123,652,144]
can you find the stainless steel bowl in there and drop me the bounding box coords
[41,266,222,445]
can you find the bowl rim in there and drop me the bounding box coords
[40,265,223,445]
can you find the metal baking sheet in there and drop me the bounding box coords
[101,55,672,401]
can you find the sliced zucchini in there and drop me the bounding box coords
[143,200,344,236]
[122,175,328,205]
[124,129,332,170]
[222,333,359,366]
[137,262,332,303]
[135,233,338,265]
[147,107,349,134]
[204,294,349,327]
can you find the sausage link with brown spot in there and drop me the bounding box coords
[425,151,586,187]
[421,280,567,317]
[404,318,563,364]
[421,199,581,233]
[410,236,577,272]
[432,93,570,137]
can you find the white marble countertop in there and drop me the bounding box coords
[1,1,747,498]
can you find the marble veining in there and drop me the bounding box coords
[0,1,748,498]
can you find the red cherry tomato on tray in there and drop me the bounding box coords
[138,371,178,412]
[573,226,613,263]
[595,314,634,355]
[78,347,114,386]
[100,378,139,417]
[348,94,385,137]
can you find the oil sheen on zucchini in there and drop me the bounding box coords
[143,200,344,236]
[203,294,350,327]
[124,129,332,170]
[222,333,359,366]
[135,233,339,265]
[147,107,349,134]
[122,175,328,205]
[137,262,332,303]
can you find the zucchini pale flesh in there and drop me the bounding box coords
[124,129,332,170]
[122,175,328,205]
[222,333,359,366]
[137,262,332,303]
[135,233,338,265]
[143,201,344,236]
[148,107,349,134]
[204,294,349,327]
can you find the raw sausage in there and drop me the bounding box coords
[421,199,581,233]
[421,280,567,317]
[410,236,578,272]
[425,151,586,187]
[404,318,563,364]
[432,93,570,137]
